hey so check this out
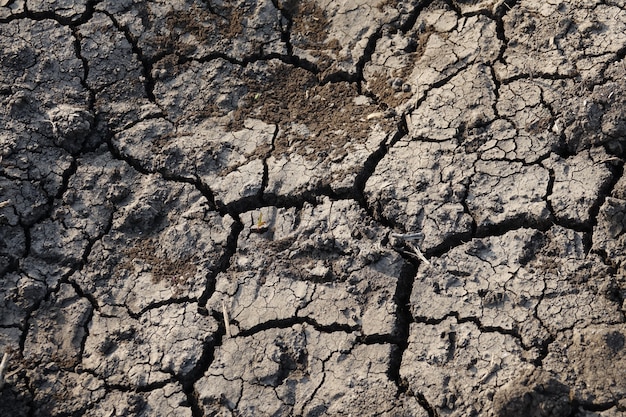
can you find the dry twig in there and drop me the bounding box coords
[222,299,232,338]
[390,232,430,265]
[0,351,10,391]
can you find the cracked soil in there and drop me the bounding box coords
[1,0,626,416]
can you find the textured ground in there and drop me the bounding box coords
[1,0,626,416]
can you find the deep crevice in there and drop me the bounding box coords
[588,160,625,251]
[107,379,172,393]
[544,165,558,223]
[499,70,580,85]
[400,0,436,34]
[414,390,439,417]
[69,23,98,127]
[179,315,223,417]
[67,280,96,365]
[197,215,243,310]
[236,316,357,339]
[354,117,408,216]
[66,277,100,313]
[386,260,417,387]
[271,0,294,56]
[577,400,618,413]
[531,333,556,367]
[100,11,157,103]
[130,297,197,320]
[228,186,332,216]
[458,315,522,342]
[493,0,518,64]
[259,124,279,204]
[20,217,32,262]
[473,213,554,239]
[10,2,96,26]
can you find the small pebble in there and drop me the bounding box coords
[391,78,403,92]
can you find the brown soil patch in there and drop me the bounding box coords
[281,0,340,72]
[148,3,246,57]
[230,62,394,160]
[367,72,413,109]
[283,0,329,46]
[119,238,198,295]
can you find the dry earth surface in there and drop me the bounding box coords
[1,0,626,416]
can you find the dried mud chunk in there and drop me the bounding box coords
[406,64,497,141]
[568,324,626,404]
[28,151,128,268]
[412,227,621,348]
[365,139,476,251]
[601,61,626,140]
[74,172,232,313]
[0,211,26,271]
[287,0,402,75]
[493,369,573,417]
[0,272,46,327]
[23,284,92,368]
[411,228,554,349]
[594,174,626,266]
[401,317,530,417]
[496,3,626,81]
[0,140,72,225]
[0,0,25,18]
[538,64,626,153]
[496,4,575,79]
[0,19,86,227]
[543,147,614,225]
[451,0,514,14]
[27,0,88,21]
[84,383,191,417]
[82,304,217,386]
[265,123,389,197]
[47,105,93,153]
[196,325,405,416]
[209,198,408,336]
[532,231,621,334]
[152,57,246,123]
[114,118,275,207]
[26,369,105,417]
[493,79,560,163]
[79,12,155,130]
[0,373,30,417]
[467,160,550,230]
[0,19,85,99]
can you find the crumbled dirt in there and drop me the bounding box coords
[367,71,413,109]
[119,238,198,294]
[281,0,341,72]
[148,3,246,57]
[283,0,330,46]
[230,63,394,160]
